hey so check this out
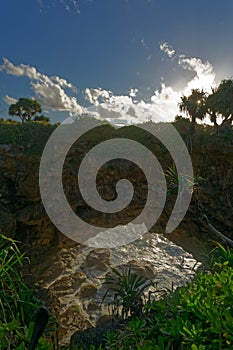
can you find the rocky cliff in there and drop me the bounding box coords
[0,124,232,346]
[1,133,232,257]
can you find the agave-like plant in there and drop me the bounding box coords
[165,163,203,196]
[103,267,152,319]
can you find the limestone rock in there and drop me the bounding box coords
[78,283,98,298]
[57,303,92,347]
[85,248,110,271]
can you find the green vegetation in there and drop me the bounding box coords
[179,79,233,135]
[0,117,231,160]
[164,163,204,196]
[0,120,56,155]
[0,84,232,349]
[0,233,56,349]
[103,267,152,319]
[179,89,206,136]
[2,230,233,349]
[8,98,44,123]
[96,247,233,350]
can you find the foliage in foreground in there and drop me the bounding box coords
[0,233,56,349]
[103,267,152,319]
[96,246,233,350]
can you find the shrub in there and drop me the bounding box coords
[103,253,233,349]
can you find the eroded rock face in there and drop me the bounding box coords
[0,142,232,259]
[0,139,232,347]
[85,249,110,271]
[37,231,201,347]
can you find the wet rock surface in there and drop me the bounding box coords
[36,231,201,347]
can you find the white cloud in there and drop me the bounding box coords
[85,88,111,106]
[0,58,25,76]
[85,43,217,126]
[160,42,176,58]
[32,82,83,114]
[0,58,85,115]
[85,87,178,126]
[4,95,17,105]
[1,42,217,125]
[129,88,139,97]
[159,41,216,93]
[178,56,216,94]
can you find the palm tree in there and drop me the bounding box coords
[179,89,207,137]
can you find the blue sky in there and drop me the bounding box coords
[0,0,233,124]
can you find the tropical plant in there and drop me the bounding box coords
[102,249,233,349]
[205,87,219,130]
[165,163,203,195]
[211,79,233,126]
[179,89,207,136]
[103,267,152,319]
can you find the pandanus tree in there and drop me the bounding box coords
[212,79,233,126]
[9,98,42,122]
[179,89,207,135]
[205,87,219,127]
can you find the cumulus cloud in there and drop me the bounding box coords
[85,88,111,106]
[84,42,217,126]
[159,41,216,92]
[0,58,25,76]
[178,56,216,94]
[0,42,217,125]
[85,86,179,125]
[129,88,139,97]
[0,58,84,115]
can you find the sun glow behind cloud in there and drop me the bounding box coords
[84,42,216,125]
[0,42,217,125]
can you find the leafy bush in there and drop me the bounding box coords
[0,121,56,155]
[102,253,233,349]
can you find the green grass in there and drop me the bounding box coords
[0,232,56,349]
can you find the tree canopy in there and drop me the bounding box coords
[179,89,206,135]
[8,98,42,122]
[179,79,233,132]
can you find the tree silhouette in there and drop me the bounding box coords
[205,87,219,131]
[212,79,233,126]
[179,89,206,136]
